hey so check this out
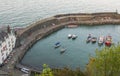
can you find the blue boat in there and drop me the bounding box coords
[55,42,60,45]
[54,42,61,48]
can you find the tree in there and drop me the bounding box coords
[40,64,54,76]
[86,44,120,76]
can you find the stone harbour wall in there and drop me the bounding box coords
[16,12,120,42]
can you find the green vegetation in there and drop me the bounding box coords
[34,64,53,76]
[41,64,53,76]
[86,44,120,76]
[53,67,85,76]
[32,64,85,76]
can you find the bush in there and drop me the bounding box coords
[86,44,120,76]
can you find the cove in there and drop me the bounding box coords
[21,25,120,71]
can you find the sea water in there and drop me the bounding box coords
[21,25,120,71]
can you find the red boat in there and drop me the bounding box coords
[105,36,112,46]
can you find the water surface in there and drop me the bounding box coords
[21,25,120,70]
[0,0,120,27]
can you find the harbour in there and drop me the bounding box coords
[0,0,120,75]
[1,12,120,76]
[21,25,120,71]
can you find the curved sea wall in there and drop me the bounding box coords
[16,12,120,42]
[14,12,120,72]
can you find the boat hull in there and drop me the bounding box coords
[91,37,97,43]
[105,36,112,47]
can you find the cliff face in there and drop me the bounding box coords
[15,12,120,47]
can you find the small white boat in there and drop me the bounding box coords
[60,48,66,54]
[72,34,77,40]
[98,36,104,45]
[68,34,72,39]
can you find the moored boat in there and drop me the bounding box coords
[91,37,97,43]
[68,34,72,39]
[54,42,61,48]
[105,36,112,47]
[98,36,104,45]
[60,48,66,54]
[72,34,77,40]
[86,34,92,43]
[55,44,61,48]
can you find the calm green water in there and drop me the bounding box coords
[21,25,120,70]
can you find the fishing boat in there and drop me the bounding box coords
[105,36,112,46]
[98,36,104,45]
[91,37,97,43]
[54,42,61,48]
[72,34,77,40]
[68,34,72,39]
[86,34,92,43]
